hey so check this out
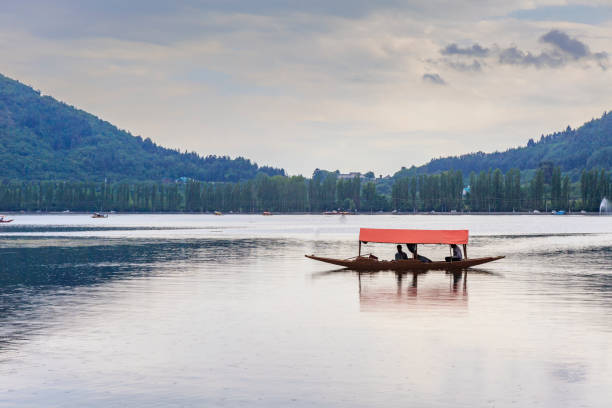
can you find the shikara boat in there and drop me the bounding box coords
[0,215,14,223]
[91,212,108,218]
[306,228,504,272]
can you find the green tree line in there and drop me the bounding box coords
[0,168,609,213]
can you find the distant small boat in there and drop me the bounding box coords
[323,210,338,215]
[214,211,223,216]
[91,212,108,218]
[552,210,566,215]
[0,215,14,223]
[263,211,272,216]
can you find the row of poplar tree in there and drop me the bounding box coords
[0,168,609,212]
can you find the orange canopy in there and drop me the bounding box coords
[359,228,469,245]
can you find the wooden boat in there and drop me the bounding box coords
[306,228,504,272]
[91,212,108,218]
[306,254,504,271]
[214,211,223,216]
[263,211,272,216]
[0,215,14,223]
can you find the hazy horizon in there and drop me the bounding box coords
[1,1,611,176]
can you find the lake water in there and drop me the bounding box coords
[1,214,611,407]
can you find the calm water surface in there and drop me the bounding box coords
[1,214,611,407]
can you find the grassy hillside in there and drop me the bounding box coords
[0,73,283,182]
[395,112,612,180]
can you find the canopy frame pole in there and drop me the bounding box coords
[463,244,468,259]
[358,241,362,257]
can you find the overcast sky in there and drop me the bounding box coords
[1,1,611,176]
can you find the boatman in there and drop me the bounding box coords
[445,244,463,262]
[395,245,408,260]
[406,244,432,263]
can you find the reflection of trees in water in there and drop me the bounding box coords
[0,239,257,287]
[0,238,281,352]
[509,244,612,300]
[530,244,612,262]
[470,236,612,299]
[0,226,188,234]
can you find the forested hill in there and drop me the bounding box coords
[396,112,612,179]
[0,73,284,182]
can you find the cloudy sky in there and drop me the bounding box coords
[1,1,611,176]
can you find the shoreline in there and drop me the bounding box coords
[0,211,606,216]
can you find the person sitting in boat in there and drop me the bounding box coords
[445,244,463,262]
[406,243,432,263]
[395,245,408,260]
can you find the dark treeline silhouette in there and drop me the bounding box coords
[0,174,385,213]
[393,167,609,212]
[392,170,464,212]
[1,168,609,213]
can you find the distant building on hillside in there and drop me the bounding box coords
[337,172,361,180]
[337,172,376,181]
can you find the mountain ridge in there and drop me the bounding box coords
[0,73,284,182]
[394,112,612,180]
[1,72,610,184]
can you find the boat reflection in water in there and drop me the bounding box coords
[315,267,499,312]
[357,270,469,311]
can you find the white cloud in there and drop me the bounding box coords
[0,1,611,175]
